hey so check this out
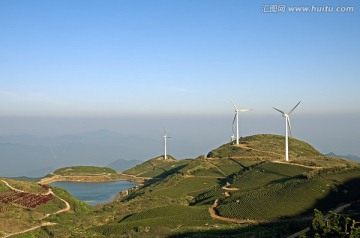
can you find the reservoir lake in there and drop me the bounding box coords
[51,181,136,206]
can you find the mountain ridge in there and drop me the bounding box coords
[326,152,360,163]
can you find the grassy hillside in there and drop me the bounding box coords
[0,178,74,236]
[207,134,321,159]
[107,159,142,172]
[38,166,130,184]
[123,155,192,178]
[88,135,360,237]
[3,134,360,238]
[53,166,117,176]
[207,134,357,168]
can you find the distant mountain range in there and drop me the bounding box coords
[0,130,158,177]
[326,152,360,163]
[3,129,358,178]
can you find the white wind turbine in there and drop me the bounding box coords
[230,100,251,145]
[163,129,171,160]
[273,101,301,162]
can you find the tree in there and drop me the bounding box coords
[302,209,360,237]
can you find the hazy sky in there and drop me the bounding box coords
[0,1,359,157]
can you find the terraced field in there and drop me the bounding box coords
[151,176,220,198]
[93,204,224,237]
[215,165,360,220]
[3,134,360,238]
[230,162,311,191]
[217,178,326,220]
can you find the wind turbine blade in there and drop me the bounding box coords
[230,100,239,110]
[273,107,285,115]
[231,115,235,135]
[289,101,301,115]
[239,109,251,112]
[232,113,237,125]
[287,116,292,137]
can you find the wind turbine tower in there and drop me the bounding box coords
[163,129,171,160]
[230,100,251,145]
[273,101,301,162]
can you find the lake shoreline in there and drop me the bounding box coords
[38,173,144,185]
[50,180,137,206]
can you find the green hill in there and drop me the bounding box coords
[0,178,91,236]
[207,134,322,158]
[91,135,360,237]
[3,134,360,238]
[207,134,357,168]
[53,166,117,176]
[39,166,131,184]
[123,155,192,178]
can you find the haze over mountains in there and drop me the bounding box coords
[1,127,360,178]
[326,152,360,163]
[0,129,204,177]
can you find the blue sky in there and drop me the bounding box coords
[0,1,359,156]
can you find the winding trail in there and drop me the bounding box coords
[0,180,71,238]
[222,186,239,191]
[234,143,284,158]
[0,180,26,194]
[1,222,57,238]
[272,160,323,169]
[208,199,263,224]
[233,144,324,169]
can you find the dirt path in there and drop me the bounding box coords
[209,196,352,235]
[207,161,228,177]
[234,144,284,158]
[233,144,323,170]
[38,175,62,184]
[0,180,26,193]
[0,180,71,238]
[183,175,225,179]
[1,180,70,213]
[39,173,133,185]
[1,222,57,238]
[222,186,239,191]
[272,160,323,169]
[49,190,71,215]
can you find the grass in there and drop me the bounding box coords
[230,162,311,191]
[216,167,360,220]
[217,178,326,219]
[151,177,220,198]
[53,166,117,176]
[207,134,357,169]
[207,134,322,159]
[93,205,221,236]
[123,156,191,179]
[1,134,360,238]
[0,178,48,194]
[50,186,92,213]
[0,179,74,235]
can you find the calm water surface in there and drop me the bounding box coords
[51,181,136,206]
